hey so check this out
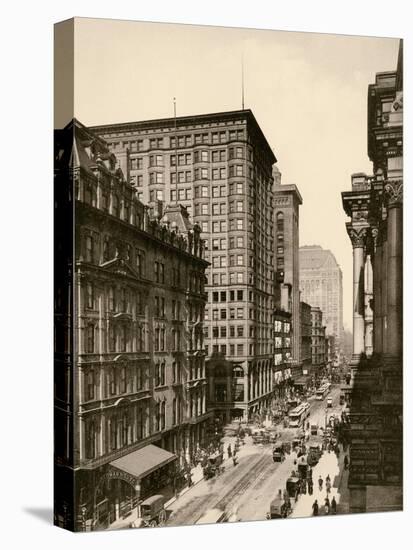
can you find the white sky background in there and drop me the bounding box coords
[73,18,400,330]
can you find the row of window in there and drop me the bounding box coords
[84,405,148,459]
[82,184,144,229]
[84,282,146,315]
[274,320,291,333]
[274,337,292,349]
[206,307,273,322]
[206,343,272,358]
[209,325,246,338]
[111,129,246,152]
[84,364,145,402]
[212,289,245,302]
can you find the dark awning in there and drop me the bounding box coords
[293,376,309,386]
[110,444,177,480]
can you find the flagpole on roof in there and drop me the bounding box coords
[173,97,178,204]
[241,52,245,110]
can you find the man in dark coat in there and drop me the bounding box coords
[312,500,319,516]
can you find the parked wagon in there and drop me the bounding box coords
[286,477,301,498]
[137,495,169,528]
[273,444,285,463]
[203,452,225,479]
[268,493,292,519]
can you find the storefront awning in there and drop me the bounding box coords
[293,376,308,386]
[110,444,177,480]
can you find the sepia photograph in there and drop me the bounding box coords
[53,17,403,532]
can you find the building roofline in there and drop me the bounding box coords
[90,108,276,164]
[274,184,303,205]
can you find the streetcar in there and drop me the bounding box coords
[315,383,330,400]
[288,402,310,428]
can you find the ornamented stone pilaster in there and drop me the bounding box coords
[346,225,368,248]
[384,179,403,207]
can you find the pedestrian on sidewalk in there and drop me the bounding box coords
[331,496,337,515]
[312,500,319,516]
[232,456,238,467]
[318,475,323,491]
[324,496,330,515]
[227,444,232,459]
[344,455,349,470]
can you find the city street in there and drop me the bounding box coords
[166,386,346,526]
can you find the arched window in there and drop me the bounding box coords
[87,369,95,400]
[276,211,284,232]
[232,366,244,379]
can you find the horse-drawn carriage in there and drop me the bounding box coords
[307,443,322,466]
[268,493,292,519]
[272,444,285,463]
[132,495,170,528]
[203,452,225,479]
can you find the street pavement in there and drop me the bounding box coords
[165,385,346,526]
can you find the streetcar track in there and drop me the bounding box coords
[167,450,271,526]
[168,388,342,526]
[213,452,271,512]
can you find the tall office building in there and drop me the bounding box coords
[92,110,278,420]
[273,167,303,376]
[299,245,344,353]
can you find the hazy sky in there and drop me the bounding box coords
[72,18,400,329]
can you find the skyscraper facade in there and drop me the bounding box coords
[299,246,344,353]
[92,110,278,419]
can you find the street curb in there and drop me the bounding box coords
[165,473,205,509]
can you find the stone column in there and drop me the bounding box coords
[384,179,403,358]
[372,227,382,353]
[347,226,368,370]
[381,225,388,354]
[364,253,374,357]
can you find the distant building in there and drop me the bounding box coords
[273,309,293,400]
[300,301,312,377]
[310,307,326,379]
[273,166,303,378]
[299,245,344,353]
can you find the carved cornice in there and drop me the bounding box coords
[384,179,403,207]
[346,224,368,249]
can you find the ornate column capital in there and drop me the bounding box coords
[346,224,368,249]
[384,179,403,208]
